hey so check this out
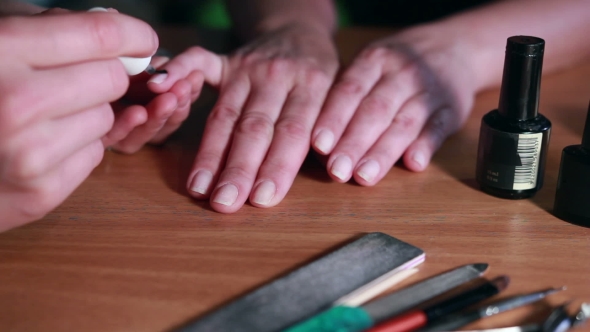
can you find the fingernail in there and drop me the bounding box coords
[148,73,167,84]
[190,170,212,195]
[356,160,380,182]
[314,129,334,154]
[212,184,238,206]
[252,180,276,206]
[412,151,428,169]
[331,155,353,181]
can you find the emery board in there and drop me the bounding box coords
[174,232,424,332]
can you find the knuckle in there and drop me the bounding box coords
[98,105,115,133]
[361,95,393,118]
[275,117,309,141]
[222,166,251,180]
[265,58,292,79]
[26,183,62,220]
[391,112,419,131]
[361,46,394,62]
[236,113,274,140]
[9,148,45,181]
[304,68,331,89]
[335,79,364,95]
[240,52,259,66]
[187,46,208,56]
[89,15,123,54]
[208,105,241,125]
[0,83,39,130]
[155,104,175,120]
[428,112,452,142]
[90,142,105,168]
[16,200,50,221]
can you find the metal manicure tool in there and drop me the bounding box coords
[463,302,589,332]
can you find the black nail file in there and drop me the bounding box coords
[174,232,425,332]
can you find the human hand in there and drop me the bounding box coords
[0,11,158,231]
[311,24,478,185]
[149,23,338,212]
[101,55,184,153]
[31,7,182,154]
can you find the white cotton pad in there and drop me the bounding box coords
[117,56,152,76]
[87,7,152,75]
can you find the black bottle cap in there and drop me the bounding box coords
[553,101,590,227]
[498,36,545,121]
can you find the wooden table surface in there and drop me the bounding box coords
[1,27,589,332]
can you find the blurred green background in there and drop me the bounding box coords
[22,0,490,28]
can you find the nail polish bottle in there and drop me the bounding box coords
[476,36,551,199]
[553,101,590,227]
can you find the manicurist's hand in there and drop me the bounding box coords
[31,7,183,154]
[312,24,477,185]
[149,23,338,213]
[0,11,158,231]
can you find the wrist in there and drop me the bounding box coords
[255,16,335,40]
[433,14,507,92]
[416,19,492,94]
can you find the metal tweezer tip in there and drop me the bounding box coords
[543,286,567,296]
[145,65,167,75]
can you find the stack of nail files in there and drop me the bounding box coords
[284,263,489,332]
[174,233,425,332]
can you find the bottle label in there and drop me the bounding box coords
[512,134,543,190]
[478,128,543,190]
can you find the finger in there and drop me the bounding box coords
[147,47,224,92]
[403,107,463,172]
[250,78,330,208]
[208,78,291,213]
[149,80,195,145]
[6,104,113,182]
[168,79,192,109]
[18,139,105,222]
[326,66,424,182]
[311,58,382,155]
[126,56,169,87]
[5,60,129,127]
[351,92,437,186]
[102,105,148,147]
[110,92,178,154]
[186,74,250,199]
[140,79,192,144]
[150,102,191,144]
[187,70,206,103]
[4,12,158,67]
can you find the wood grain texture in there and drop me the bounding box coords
[0,27,589,332]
